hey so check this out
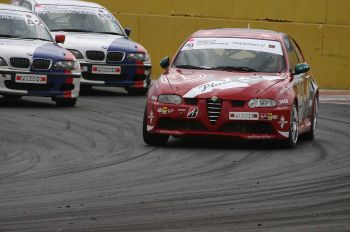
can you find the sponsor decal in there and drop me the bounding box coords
[183,79,249,98]
[279,99,289,105]
[181,38,283,55]
[260,113,278,121]
[248,135,273,140]
[229,112,259,121]
[211,96,219,102]
[92,65,121,75]
[277,131,289,138]
[278,116,288,129]
[15,74,47,84]
[161,71,207,85]
[157,107,175,115]
[148,111,154,124]
[187,107,199,118]
[147,125,154,131]
[178,109,187,112]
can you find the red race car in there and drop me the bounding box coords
[143,28,319,148]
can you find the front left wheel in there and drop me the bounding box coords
[282,103,299,148]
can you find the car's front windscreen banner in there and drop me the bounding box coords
[35,5,114,20]
[182,37,283,55]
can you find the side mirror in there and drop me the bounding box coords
[160,57,170,69]
[124,28,131,37]
[55,34,65,44]
[294,63,310,75]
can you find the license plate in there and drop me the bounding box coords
[92,65,121,74]
[15,74,47,84]
[229,112,259,120]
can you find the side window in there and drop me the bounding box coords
[290,38,304,63]
[22,2,32,10]
[284,36,300,72]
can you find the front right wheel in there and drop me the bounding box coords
[143,107,169,146]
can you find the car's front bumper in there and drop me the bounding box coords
[146,99,292,140]
[80,63,151,88]
[0,71,80,99]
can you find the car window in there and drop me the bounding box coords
[35,5,124,35]
[0,11,52,41]
[284,36,300,72]
[290,38,304,63]
[173,37,286,73]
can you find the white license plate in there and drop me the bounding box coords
[15,74,47,84]
[92,65,121,74]
[229,112,259,120]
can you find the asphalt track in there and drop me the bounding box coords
[0,87,349,232]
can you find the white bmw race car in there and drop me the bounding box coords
[12,0,152,95]
[0,3,80,106]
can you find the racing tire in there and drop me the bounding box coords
[2,95,22,101]
[54,98,77,107]
[282,103,299,148]
[303,96,319,141]
[143,107,169,146]
[126,88,149,96]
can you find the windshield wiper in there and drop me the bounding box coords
[175,65,208,70]
[51,29,95,33]
[21,37,52,42]
[210,66,257,72]
[0,34,17,38]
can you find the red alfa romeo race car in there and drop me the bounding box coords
[143,28,319,148]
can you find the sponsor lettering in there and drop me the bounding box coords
[187,107,199,118]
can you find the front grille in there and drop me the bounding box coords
[5,80,53,92]
[10,58,30,68]
[207,98,222,125]
[232,100,246,107]
[107,52,125,62]
[185,98,198,105]
[220,122,274,134]
[158,118,207,131]
[32,59,51,70]
[86,51,105,61]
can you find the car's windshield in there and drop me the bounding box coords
[173,37,286,73]
[0,11,52,41]
[36,5,124,35]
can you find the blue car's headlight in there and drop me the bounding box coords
[248,99,277,108]
[68,49,84,59]
[158,94,182,105]
[127,53,150,63]
[53,61,79,71]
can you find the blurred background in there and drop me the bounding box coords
[2,0,350,89]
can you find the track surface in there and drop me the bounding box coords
[0,87,349,232]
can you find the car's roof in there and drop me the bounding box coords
[192,28,285,41]
[31,0,102,8]
[0,3,31,12]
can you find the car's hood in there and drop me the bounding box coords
[162,68,287,100]
[0,38,71,67]
[52,32,145,53]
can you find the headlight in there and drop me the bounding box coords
[158,95,182,105]
[248,99,277,108]
[0,57,7,66]
[127,53,150,62]
[68,49,84,59]
[53,61,79,71]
